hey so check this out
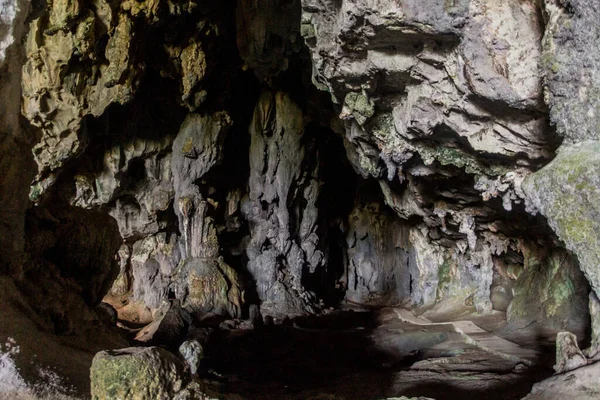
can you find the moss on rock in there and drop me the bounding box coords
[90,347,185,400]
[523,141,600,300]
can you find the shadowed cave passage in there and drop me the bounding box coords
[201,309,556,400]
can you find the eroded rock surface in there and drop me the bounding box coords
[345,202,412,306]
[299,0,565,316]
[523,142,600,300]
[91,347,185,400]
[523,360,600,400]
[2,0,599,398]
[243,91,324,317]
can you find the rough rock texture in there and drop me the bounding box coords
[90,347,185,400]
[178,339,203,375]
[585,293,600,359]
[523,361,600,400]
[553,331,587,374]
[134,301,190,345]
[243,91,324,317]
[344,202,411,305]
[13,0,589,335]
[507,245,589,334]
[2,0,599,397]
[541,0,600,144]
[24,0,141,190]
[523,142,600,300]
[517,3,600,394]
[300,0,563,315]
[172,257,243,318]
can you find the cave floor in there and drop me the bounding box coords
[200,307,557,400]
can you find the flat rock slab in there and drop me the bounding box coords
[393,309,539,365]
[522,361,600,400]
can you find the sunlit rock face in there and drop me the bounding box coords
[298,0,574,316]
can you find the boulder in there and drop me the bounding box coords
[522,361,600,400]
[178,340,203,375]
[522,142,600,300]
[90,347,185,400]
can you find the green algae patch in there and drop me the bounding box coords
[522,141,600,298]
[91,347,184,400]
[507,243,589,331]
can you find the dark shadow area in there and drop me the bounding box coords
[201,309,556,400]
[202,311,398,399]
[301,124,358,306]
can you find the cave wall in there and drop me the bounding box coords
[522,0,600,357]
[0,0,596,368]
[0,0,33,274]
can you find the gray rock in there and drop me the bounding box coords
[507,246,589,334]
[131,233,181,310]
[522,360,600,400]
[541,0,600,143]
[171,257,243,319]
[134,301,190,346]
[585,293,600,360]
[236,0,301,80]
[344,202,412,306]
[299,0,563,320]
[522,142,600,300]
[178,340,203,375]
[243,91,324,317]
[553,331,587,374]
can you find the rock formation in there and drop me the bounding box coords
[0,0,600,398]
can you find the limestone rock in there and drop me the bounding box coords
[0,0,22,63]
[134,301,190,345]
[22,6,141,187]
[172,112,231,259]
[507,245,589,334]
[236,0,301,80]
[541,0,600,143]
[172,257,243,319]
[553,331,587,374]
[110,244,132,296]
[72,134,175,239]
[585,293,600,360]
[243,91,324,317]
[179,340,203,375]
[131,233,182,309]
[299,0,558,320]
[344,202,412,306]
[90,346,185,400]
[522,142,600,300]
[522,360,600,400]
